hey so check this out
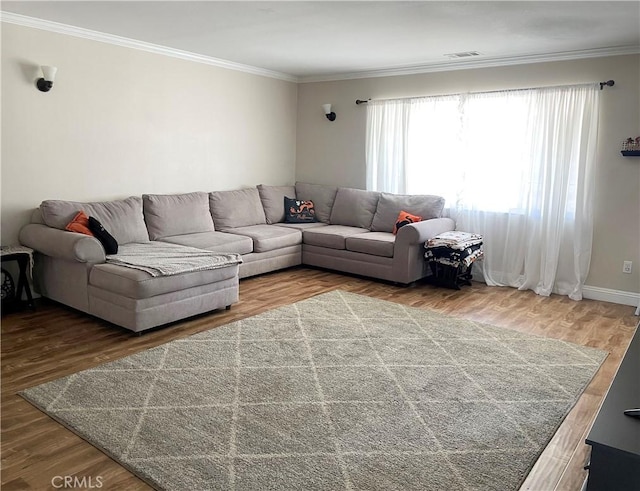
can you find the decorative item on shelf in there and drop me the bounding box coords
[621,137,640,157]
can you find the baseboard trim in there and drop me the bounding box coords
[459,270,638,309]
[583,285,640,307]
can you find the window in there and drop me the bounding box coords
[366,84,600,299]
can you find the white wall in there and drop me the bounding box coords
[1,23,298,244]
[296,55,640,295]
[2,22,638,298]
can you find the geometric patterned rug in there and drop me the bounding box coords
[20,290,607,491]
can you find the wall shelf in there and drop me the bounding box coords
[621,150,640,157]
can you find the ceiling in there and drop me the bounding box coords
[3,1,640,81]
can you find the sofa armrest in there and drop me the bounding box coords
[395,218,455,246]
[389,217,455,284]
[19,224,106,263]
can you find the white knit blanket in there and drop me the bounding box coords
[106,242,242,277]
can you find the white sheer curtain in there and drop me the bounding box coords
[365,99,411,193]
[365,84,600,300]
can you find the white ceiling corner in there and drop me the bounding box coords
[2,1,639,83]
[0,11,299,82]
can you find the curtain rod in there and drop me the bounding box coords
[355,79,614,105]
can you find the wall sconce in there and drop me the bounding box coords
[36,66,58,92]
[322,103,336,122]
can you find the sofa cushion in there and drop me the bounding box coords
[90,261,238,300]
[40,196,149,244]
[209,188,266,229]
[295,182,338,223]
[370,193,445,233]
[257,184,297,224]
[345,232,395,258]
[143,192,214,240]
[330,188,380,229]
[159,231,253,255]
[302,225,370,250]
[224,225,301,253]
[274,222,328,231]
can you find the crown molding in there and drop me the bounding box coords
[0,11,299,83]
[3,11,638,85]
[299,45,640,83]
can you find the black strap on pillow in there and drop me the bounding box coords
[88,217,118,255]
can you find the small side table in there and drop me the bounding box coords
[425,231,484,290]
[1,245,35,311]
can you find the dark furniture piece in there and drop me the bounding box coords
[585,327,640,490]
[1,246,35,311]
[428,262,475,289]
[424,231,483,290]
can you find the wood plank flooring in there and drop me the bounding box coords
[2,267,637,490]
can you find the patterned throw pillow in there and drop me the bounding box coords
[65,211,94,236]
[284,197,317,223]
[393,210,422,234]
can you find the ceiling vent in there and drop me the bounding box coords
[445,51,481,59]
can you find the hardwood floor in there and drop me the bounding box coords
[2,267,637,490]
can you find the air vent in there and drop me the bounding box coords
[444,51,481,59]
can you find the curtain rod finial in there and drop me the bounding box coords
[600,80,615,90]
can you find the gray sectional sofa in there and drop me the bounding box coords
[19,182,454,332]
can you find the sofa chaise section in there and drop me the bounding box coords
[88,259,238,333]
[20,196,240,333]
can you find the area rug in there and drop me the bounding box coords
[21,290,607,491]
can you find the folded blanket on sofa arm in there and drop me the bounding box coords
[106,242,242,277]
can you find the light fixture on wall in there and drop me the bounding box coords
[322,103,336,122]
[36,66,58,92]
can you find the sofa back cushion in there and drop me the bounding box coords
[330,188,380,229]
[370,193,445,233]
[257,184,297,224]
[40,196,149,244]
[295,182,338,223]
[209,188,266,230]
[143,192,215,240]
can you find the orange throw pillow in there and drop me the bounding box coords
[393,210,422,235]
[65,211,94,236]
